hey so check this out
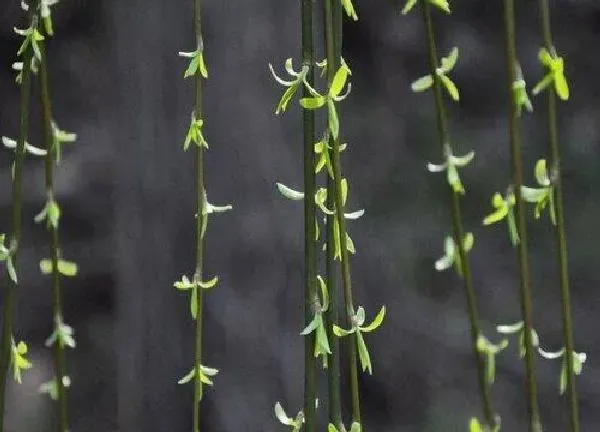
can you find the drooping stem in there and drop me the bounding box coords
[39,41,69,432]
[192,0,206,430]
[330,127,361,427]
[301,0,317,429]
[420,3,495,427]
[0,10,37,431]
[537,1,579,430]
[326,53,361,431]
[503,0,541,430]
[323,0,343,428]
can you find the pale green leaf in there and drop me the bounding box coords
[301,314,320,336]
[341,0,359,21]
[532,74,554,96]
[327,98,339,139]
[411,74,433,93]
[449,150,474,167]
[401,0,418,15]
[274,402,294,426]
[469,417,482,432]
[178,368,196,385]
[276,183,304,201]
[535,159,550,186]
[496,321,523,334]
[198,276,218,289]
[190,287,198,319]
[349,422,361,432]
[555,72,569,101]
[360,306,386,333]
[356,332,372,374]
[440,74,459,101]
[300,96,326,110]
[439,47,459,74]
[429,0,450,13]
[330,64,349,97]
[333,325,353,337]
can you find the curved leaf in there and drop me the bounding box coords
[361,306,386,333]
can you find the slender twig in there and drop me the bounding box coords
[327,61,362,431]
[38,41,69,432]
[301,0,317,429]
[420,3,495,427]
[192,0,206,430]
[537,1,579,430]
[323,0,343,428]
[503,0,541,430]
[0,9,37,431]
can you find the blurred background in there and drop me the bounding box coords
[1,0,600,430]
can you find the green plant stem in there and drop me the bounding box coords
[323,0,343,428]
[330,132,361,428]
[420,3,495,428]
[301,0,317,430]
[537,1,579,430]
[324,176,342,429]
[327,63,361,431]
[39,41,69,432]
[503,0,541,430]
[0,11,37,432]
[193,0,205,430]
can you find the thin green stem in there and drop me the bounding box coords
[503,0,541,430]
[192,0,205,430]
[0,9,37,431]
[39,41,69,432]
[301,0,317,429]
[324,176,342,429]
[330,134,361,427]
[327,70,361,430]
[420,3,495,427]
[323,0,343,428]
[537,1,579,430]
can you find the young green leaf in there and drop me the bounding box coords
[532,47,569,101]
[179,49,208,79]
[300,96,326,110]
[439,47,459,74]
[178,367,196,385]
[341,0,358,21]
[39,375,71,400]
[411,74,434,93]
[45,320,76,349]
[469,418,482,432]
[198,275,219,290]
[11,339,32,383]
[174,275,195,290]
[276,183,305,201]
[51,121,77,164]
[39,258,78,277]
[356,331,372,374]
[329,64,350,98]
[440,74,459,101]
[34,199,61,229]
[360,306,386,332]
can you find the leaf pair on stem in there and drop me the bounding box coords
[333,306,386,374]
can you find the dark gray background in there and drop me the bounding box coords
[1,0,600,430]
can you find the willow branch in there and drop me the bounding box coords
[0,8,37,431]
[503,0,541,430]
[301,0,317,429]
[420,3,495,427]
[192,0,206,430]
[39,41,69,432]
[537,1,579,430]
[323,0,343,427]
